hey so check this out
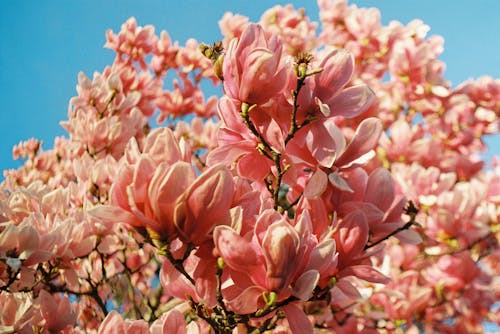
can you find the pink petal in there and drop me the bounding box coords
[132,156,156,208]
[262,221,300,291]
[226,285,264,314]
[175,164,234,243]
[364,168,395,212]
[335,117,382,167]
[306,120,344,168]
[88,205,139,227]
[292,270,319,300]
[213,226,259,272]
[328,172,354,192]
[98,311,126,334]
[149,161,194,238]
[159,310,187,334]
[341,265,390,284]
[336,210,368,259]
[395,229,422,244]
[315,49,354,98]
[306,239,337,274]
[283,303,313,334]
[328,85,375,118]
[143,128,181,165]
[304,169,328,199]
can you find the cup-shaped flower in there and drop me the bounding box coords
[214,210,337,313]
[174,164,235,245]
[98,311,149,334]
[223,23,289,104]
[39,290,76,333]
[313,49,374,118]
[89,128,194,243]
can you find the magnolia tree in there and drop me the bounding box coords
[1,0,499,333]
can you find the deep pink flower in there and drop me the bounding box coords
[223,23,290,104]
[214,209,337,314]
[174,164,235,244]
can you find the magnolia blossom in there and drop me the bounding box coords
[223,23,290,104]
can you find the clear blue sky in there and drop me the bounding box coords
[1,0,499,173]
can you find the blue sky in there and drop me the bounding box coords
[1,0,499,173]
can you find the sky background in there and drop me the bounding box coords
[1,0,499,174]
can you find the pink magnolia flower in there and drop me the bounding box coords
[218,12,250,46]
[287,117,383,201]
[223,23,290,104]
[371,271,432,320]
[39,290,77,332]
[294,48,375,119]
[331,210,389,284]
[207,96,275,181]
[176,39,217,83]
[105,17,157,69]
[160,244,219,307]
[260,4,318,55]
[0,292,34,334]
[214,209,337,315]
[174,164,235,244]
[90,128,191,242]
[150,309,201,334]
[98,311,149,334]
[151,30,179,75]
[0,224,52,274]
[424,252,480,292]
[155,73,217,120]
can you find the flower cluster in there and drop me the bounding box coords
[1,1,499,333]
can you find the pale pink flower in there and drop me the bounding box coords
[260,4,317,55]
[176,39,216,83]
[98,311,149,334]
[318,0,352,46]
[219,12,250,46]
[90,127,191,241]
[288,117,383,199]
[0,223,52,273]
[223,23,290,104]
[207,97,275,181]
[424,252,480,292]
[297,48,375,119]
[371,271,432,320]
[0,292,34,334]
[150,309,200,334]
[151,30,179,75]
[105,17,157,69]
[155,73,217,120]
[331,210,389,284]
[39,290,77,332]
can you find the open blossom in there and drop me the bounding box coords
[0,292,34,334]
[260,4,318,55]
[38,290,77,332]
[223,23,290,104]
[371,271,432,321]
[105,17,157,69]
[214,210,337,313]
[218,12,250,46]
[91,127,238,245]
[311,49,375,118]
[90,127,190,241]
[98,311,150,334]
[424,252,480,292]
